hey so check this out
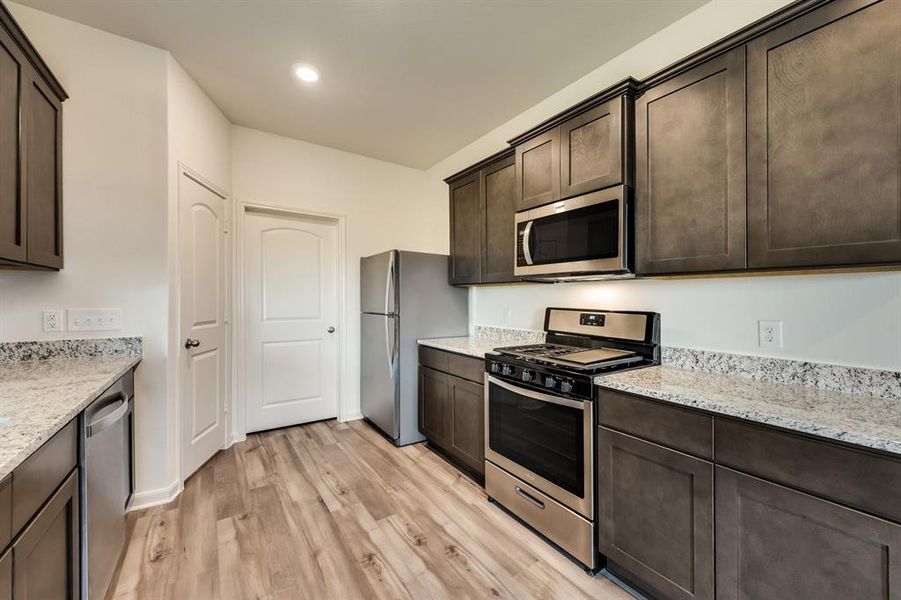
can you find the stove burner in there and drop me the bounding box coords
[494,343,640,370]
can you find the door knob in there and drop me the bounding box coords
[327,326,336,333]
[184,338,200,349]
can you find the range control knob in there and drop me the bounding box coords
[490,362,501,374]
[544,376,557,389]
[521,370,534,382]
[501,365,514,376]
[560,380,574,394]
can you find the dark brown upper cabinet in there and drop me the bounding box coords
[448,172,481,285]
[446,149,518,286]
[514,128,560,210]
[0,24,25,264]
[560,96,630,199]
[747,0,901,269]
[479,153,517,283]
[636,48,747,275]
[0,3,66,270]
[511,79,637,211]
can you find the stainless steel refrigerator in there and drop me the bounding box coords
[361,250,468,445]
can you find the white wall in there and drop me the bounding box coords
[231,126,447,419]
[165,56,231,496]
[0,5,234,505]
[0,3,172,494]
[427,0,901,372]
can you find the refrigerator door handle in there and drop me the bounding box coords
[385,251,396,315]
[385,317,393,376]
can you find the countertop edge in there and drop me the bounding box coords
[417,338,490,359]
[595,377,901,458]
[0,354,142,481]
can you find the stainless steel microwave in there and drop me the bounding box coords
[514,185,631,280]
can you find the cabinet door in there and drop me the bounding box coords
[23,69,63,269]
[418,366,449,444]
[515,128,560,210]
[13,469,80,600]
[447,375,484,476]
[716,467,901,599]
[480,154,517,283]
[560,97,627,198]
[449,172,481,285]
[636,48,746,274]
[0,26,25,263]
[747,0,901,268]
[598,428,713,600]
[0,548,10,600]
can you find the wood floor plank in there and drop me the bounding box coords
[111,419,632,600]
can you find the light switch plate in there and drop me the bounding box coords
[68,308,122,332]
[758,320,783,349]
[42,309,65,332]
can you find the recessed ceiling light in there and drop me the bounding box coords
[294,64,320,83]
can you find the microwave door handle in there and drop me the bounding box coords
[522,221,534,265]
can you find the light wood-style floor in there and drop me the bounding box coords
[109,419,632,599]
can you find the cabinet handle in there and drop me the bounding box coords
[514,486,545,510]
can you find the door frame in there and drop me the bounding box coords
[173,163,231,488]
[233,201,348,442]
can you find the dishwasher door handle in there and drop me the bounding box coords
[86,393,132,437]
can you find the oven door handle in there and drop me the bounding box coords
[487,376,584,410]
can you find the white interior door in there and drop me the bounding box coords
[243,210,339,433]
[179,172,228,479]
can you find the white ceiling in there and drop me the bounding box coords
[16,0,707,169]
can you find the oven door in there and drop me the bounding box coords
[484,375,593,518]
[515,185,628,277]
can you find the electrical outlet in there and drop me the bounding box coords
[68,308,122,332]
[42,310,64,332]
[758,320,783,349]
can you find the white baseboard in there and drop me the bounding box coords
[128,479,182,512]
[340,411,363,422]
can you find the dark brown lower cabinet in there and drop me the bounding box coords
[0,548,10,600]
[13,468,79,600]
[447,375,484,474]
[597,427,714,600]
[418,347,485,479]
[716,466,901,600]
[419,366,449,445]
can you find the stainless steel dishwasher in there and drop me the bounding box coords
[80,370,134,600]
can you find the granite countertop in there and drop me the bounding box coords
[418,325,546,359]
[417,336,502,359]
[0,353,142,480]
[596,366,901,456]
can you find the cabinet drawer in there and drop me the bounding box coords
[11,419,76,535]
[598,388,712,459]
[445,352,483,384]
[714,418,901,523]
[418,345,483,384]
[418,345,449,373]
[0,476,9,551]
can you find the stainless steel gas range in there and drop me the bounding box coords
[483,308,660,573]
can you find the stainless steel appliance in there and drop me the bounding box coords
[361,250,468,446]
[514,185,631,281]
[80,370,134,600]
[484,308,660,572]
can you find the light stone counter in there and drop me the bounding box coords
[418,325,545,359]
[0,339,142,480]
[596,365,901,456]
